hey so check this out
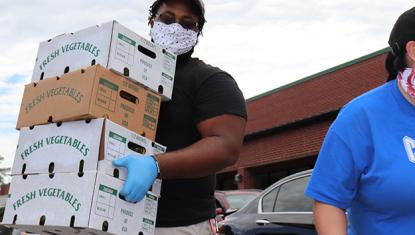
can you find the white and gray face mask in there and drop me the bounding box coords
[150,21,198,55]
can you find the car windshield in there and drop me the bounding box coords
[225,194,258,210]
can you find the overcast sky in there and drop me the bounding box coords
[0,0,414,169]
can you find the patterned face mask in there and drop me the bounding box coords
[398,68,415,98]
[150,21,198,56]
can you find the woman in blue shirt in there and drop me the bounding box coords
[306,7,415,235]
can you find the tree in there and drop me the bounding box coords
[0,155,11,185]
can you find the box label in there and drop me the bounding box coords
[96,78,119,112]
[109,131,126,144]
[144,193,157,222]
[145,93,160,116]
[107,131,127,160]
[95,184,117,219]
[115,33,135,66]
[142,218,155,233]
[12,188,82,212]
[19,135,90,160]
[162,51,176,75]
[24,86,84,114]
[39,42,102,71]
[143,114,157,131]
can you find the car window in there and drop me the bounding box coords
[274,176,313,212]
[261,186,279,212]
[225,194,258,210]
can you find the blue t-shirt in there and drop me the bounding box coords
[305,80,415,235]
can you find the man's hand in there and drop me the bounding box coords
[112,155,158,203]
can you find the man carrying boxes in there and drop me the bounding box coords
[3,0,247,235]
[3,14,173,235]
[111,0,247,234]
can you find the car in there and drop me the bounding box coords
[217,169,316,235]
[215,189,262,221]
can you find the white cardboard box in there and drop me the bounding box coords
[3,172,158,235]
[98,160,162,197]
[32,21,177,100]
[12,118,166,177]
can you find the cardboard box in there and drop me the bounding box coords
[97,161,162,197]
[12,118,166,180]
[31,21,177,100]
[17,65,161,140]
[3,172,158,235]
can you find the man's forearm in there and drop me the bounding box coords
[155,135,240,179]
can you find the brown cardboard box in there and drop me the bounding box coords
[17,65,161,140]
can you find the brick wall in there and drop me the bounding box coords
[246,52,388,135]
[0,184,9,195]
[217,50,391,188]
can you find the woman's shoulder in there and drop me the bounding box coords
[342,81,394,115]
[332,81,394,133]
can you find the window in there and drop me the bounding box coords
[261,186,279,212]
[225,194,258,210]
[274,176,313,212]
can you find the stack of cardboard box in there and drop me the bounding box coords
[2,21,176,235]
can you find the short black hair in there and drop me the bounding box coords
[148,0,206,33]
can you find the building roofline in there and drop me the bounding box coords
[244,108,340,141]
[247,47,391,102]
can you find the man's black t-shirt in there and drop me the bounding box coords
[155,55,247,227]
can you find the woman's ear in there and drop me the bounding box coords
[405,41,415,63]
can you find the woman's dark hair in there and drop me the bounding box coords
[386,7,415,81]
[385,50,407,82]
[148,0,206,33]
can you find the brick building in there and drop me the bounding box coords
[216,48,390,190]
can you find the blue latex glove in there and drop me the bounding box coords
[112,155,158,203]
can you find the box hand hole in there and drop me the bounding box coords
[70,215,75,227]
[127,141,146,154]
[39,215,46,226]
[102,221,109,232]
[120,90,138,104]
[48,162,55,174]
[91,59,96,66]
[21,163,26,174]
[113,168,119,178]
[64,66,70,74]
[40,72,44,81]
[78,160,84,177]
[137,45,156,59]
[158,85,164,94]
[123,68,129,77]
[118,193,137,204]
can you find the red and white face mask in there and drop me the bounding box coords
[398,68,415,98]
